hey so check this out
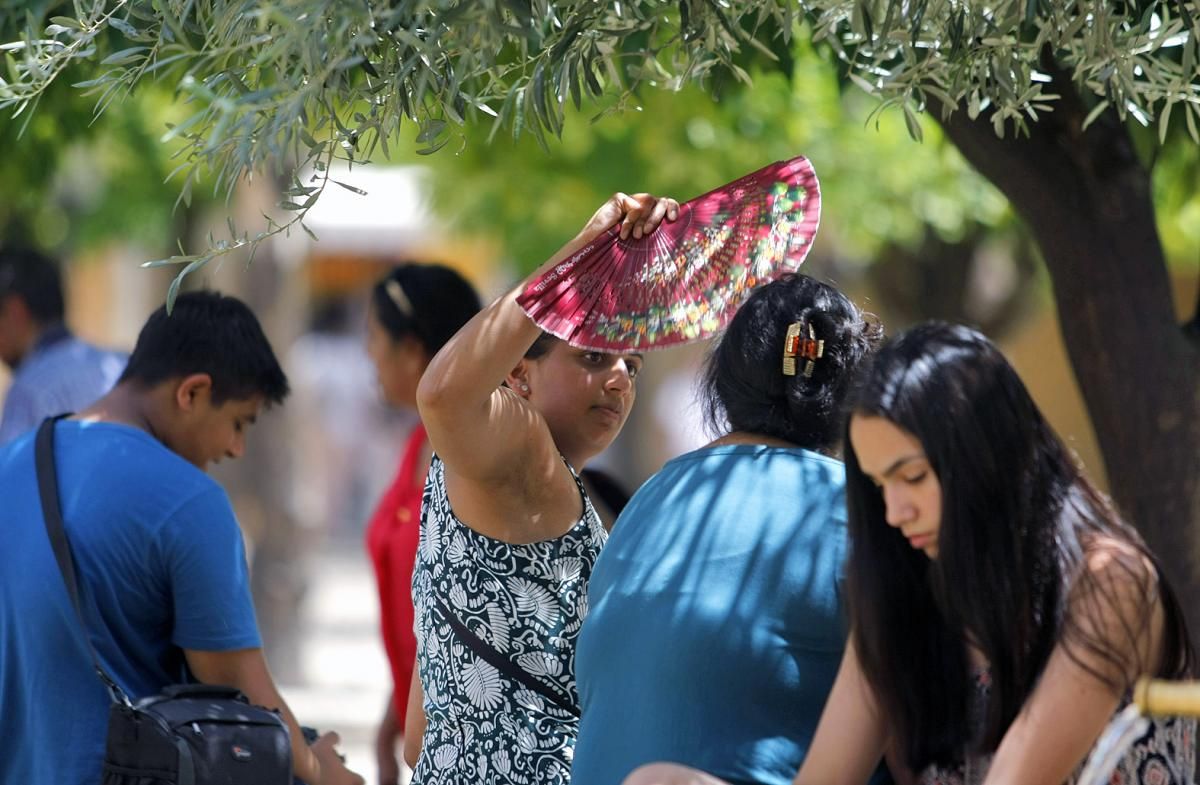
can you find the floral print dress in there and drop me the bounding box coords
[411,455,608,785]
[920,670,1196,785]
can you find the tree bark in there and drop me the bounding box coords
[935,67,1200,642]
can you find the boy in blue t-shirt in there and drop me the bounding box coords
[0,291,362,785]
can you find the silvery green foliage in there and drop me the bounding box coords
[806,0,1200,144]
[2,1,1196,296]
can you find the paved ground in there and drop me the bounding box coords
[276,541,412,785]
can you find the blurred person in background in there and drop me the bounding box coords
[363,263,482,785]
[571,274,882,785]
[274,296,406,682]
[0,247,126,445]
[288,296,406,541]
[407,192,678,784]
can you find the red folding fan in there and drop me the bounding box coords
[517,156,821,352]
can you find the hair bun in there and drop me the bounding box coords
[702,274,880,450]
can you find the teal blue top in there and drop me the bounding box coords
[572,444,850,785]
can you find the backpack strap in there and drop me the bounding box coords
[34,417,132,707]
[431,592,580,718]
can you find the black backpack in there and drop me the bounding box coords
[35,417,294,785]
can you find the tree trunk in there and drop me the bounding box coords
[935,68,1200,643]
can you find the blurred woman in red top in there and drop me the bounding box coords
[363,264,481,785]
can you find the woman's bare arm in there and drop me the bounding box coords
[623,764,733,785]
[416,193,677,486]
[981,542,1164,785]
[792,635,890,785]
[403,667,426,769]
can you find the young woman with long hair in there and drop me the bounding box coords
[626,321,1194,785]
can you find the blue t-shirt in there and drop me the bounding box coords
[573,445,849,785]
[0,420,261,785]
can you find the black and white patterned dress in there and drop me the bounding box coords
[411,455,608,785]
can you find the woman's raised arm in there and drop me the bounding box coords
[416,193,677,482]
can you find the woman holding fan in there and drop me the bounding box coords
[407,193,679,785]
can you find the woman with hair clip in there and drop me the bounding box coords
[407,192,679,785]
[570,273,882,785]
[625,321,1195,785]
[362,263,481,785]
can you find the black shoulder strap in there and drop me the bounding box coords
[432,593,580,718]
[36,418,83,612]
[34,417,131,706]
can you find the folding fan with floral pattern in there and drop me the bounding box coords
[517,156,821,352]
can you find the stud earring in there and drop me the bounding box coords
[520,383,530,393]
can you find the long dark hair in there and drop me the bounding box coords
[844,322,1192,772]
[702,273,881,451]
